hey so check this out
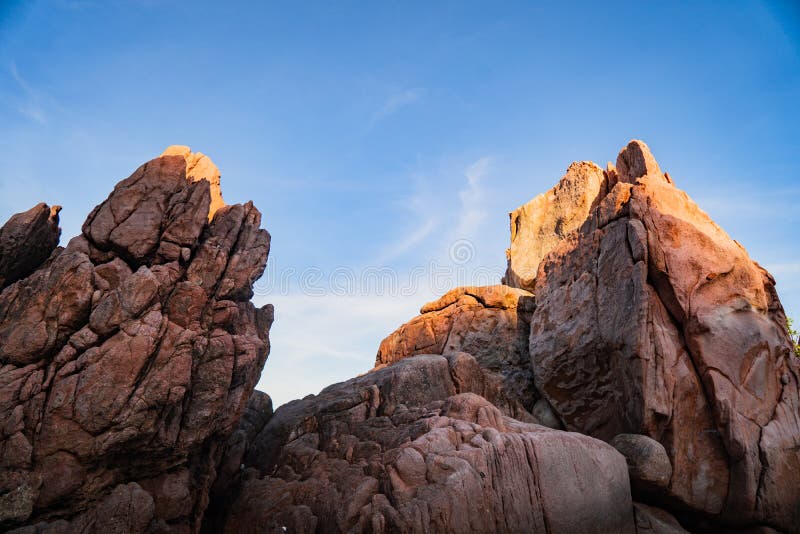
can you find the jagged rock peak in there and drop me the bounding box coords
[0,147,272,532]
[161,144,225,219]
[615,139,663,184]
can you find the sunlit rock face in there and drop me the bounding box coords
[503,161,607,292]
[529,140,800,531]
[161,145,226,220]
[0,147,272,533]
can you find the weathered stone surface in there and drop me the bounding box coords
[376,285,537,419]
[0,203,61,289]
[529,140,800,531]
[0,147,272,532]
[210,354,635,534]
[503,161,607,291]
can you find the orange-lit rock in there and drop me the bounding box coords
[503,161,606,292]
[161,145,226,219]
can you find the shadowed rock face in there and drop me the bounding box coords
[0,203,61,289]
[0,147,272,533]
[210,353,635,534]
[529,140,800,531]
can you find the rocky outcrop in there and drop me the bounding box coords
[211,353,635,534]
[375,140,799,532]
[0,147,272,532]
[529,140,800,531]
[503,161,606,292]
[0,203,61,289]
[376,285,538,420]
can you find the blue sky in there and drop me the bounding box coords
[1,1,798,406]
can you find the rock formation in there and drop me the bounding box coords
[527,140,800,531]
[502,161,606,292]
[212,354,636,534]
[366,140,799,532]
[1,139,796,534]
[0,147,272,532]
[376,285,538,420]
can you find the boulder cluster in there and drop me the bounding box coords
[0,141,797,533]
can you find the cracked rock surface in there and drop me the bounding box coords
[209,353,635,534]
[376,285,538,421]
[0,147,272,533]
[527,140,800,532]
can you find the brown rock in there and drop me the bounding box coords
[0,203,61,289]
[0,147,272,532]
[529,140,800,531]
[503,161,607,291]
[376,285,537,419]
[211,354,635,534]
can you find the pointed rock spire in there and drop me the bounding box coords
[615,139,663,184]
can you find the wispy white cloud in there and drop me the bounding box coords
[9,62,51,124]
[369,88,424,128]
[455,157,492,240]
[373,171,440,265]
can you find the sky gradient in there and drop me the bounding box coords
[2,0,799,406]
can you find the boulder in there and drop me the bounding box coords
[376,285,537,418]
[610,434,672,495]
[0,147,272,532]
[210,354,636,534]
[633,503,688,534]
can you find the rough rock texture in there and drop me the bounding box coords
[503,161,606,292]
[0,203,61,289]
[529,140,800,531]
[376,285,538,419]
[210,353,635,534]
[0,147,272,532]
